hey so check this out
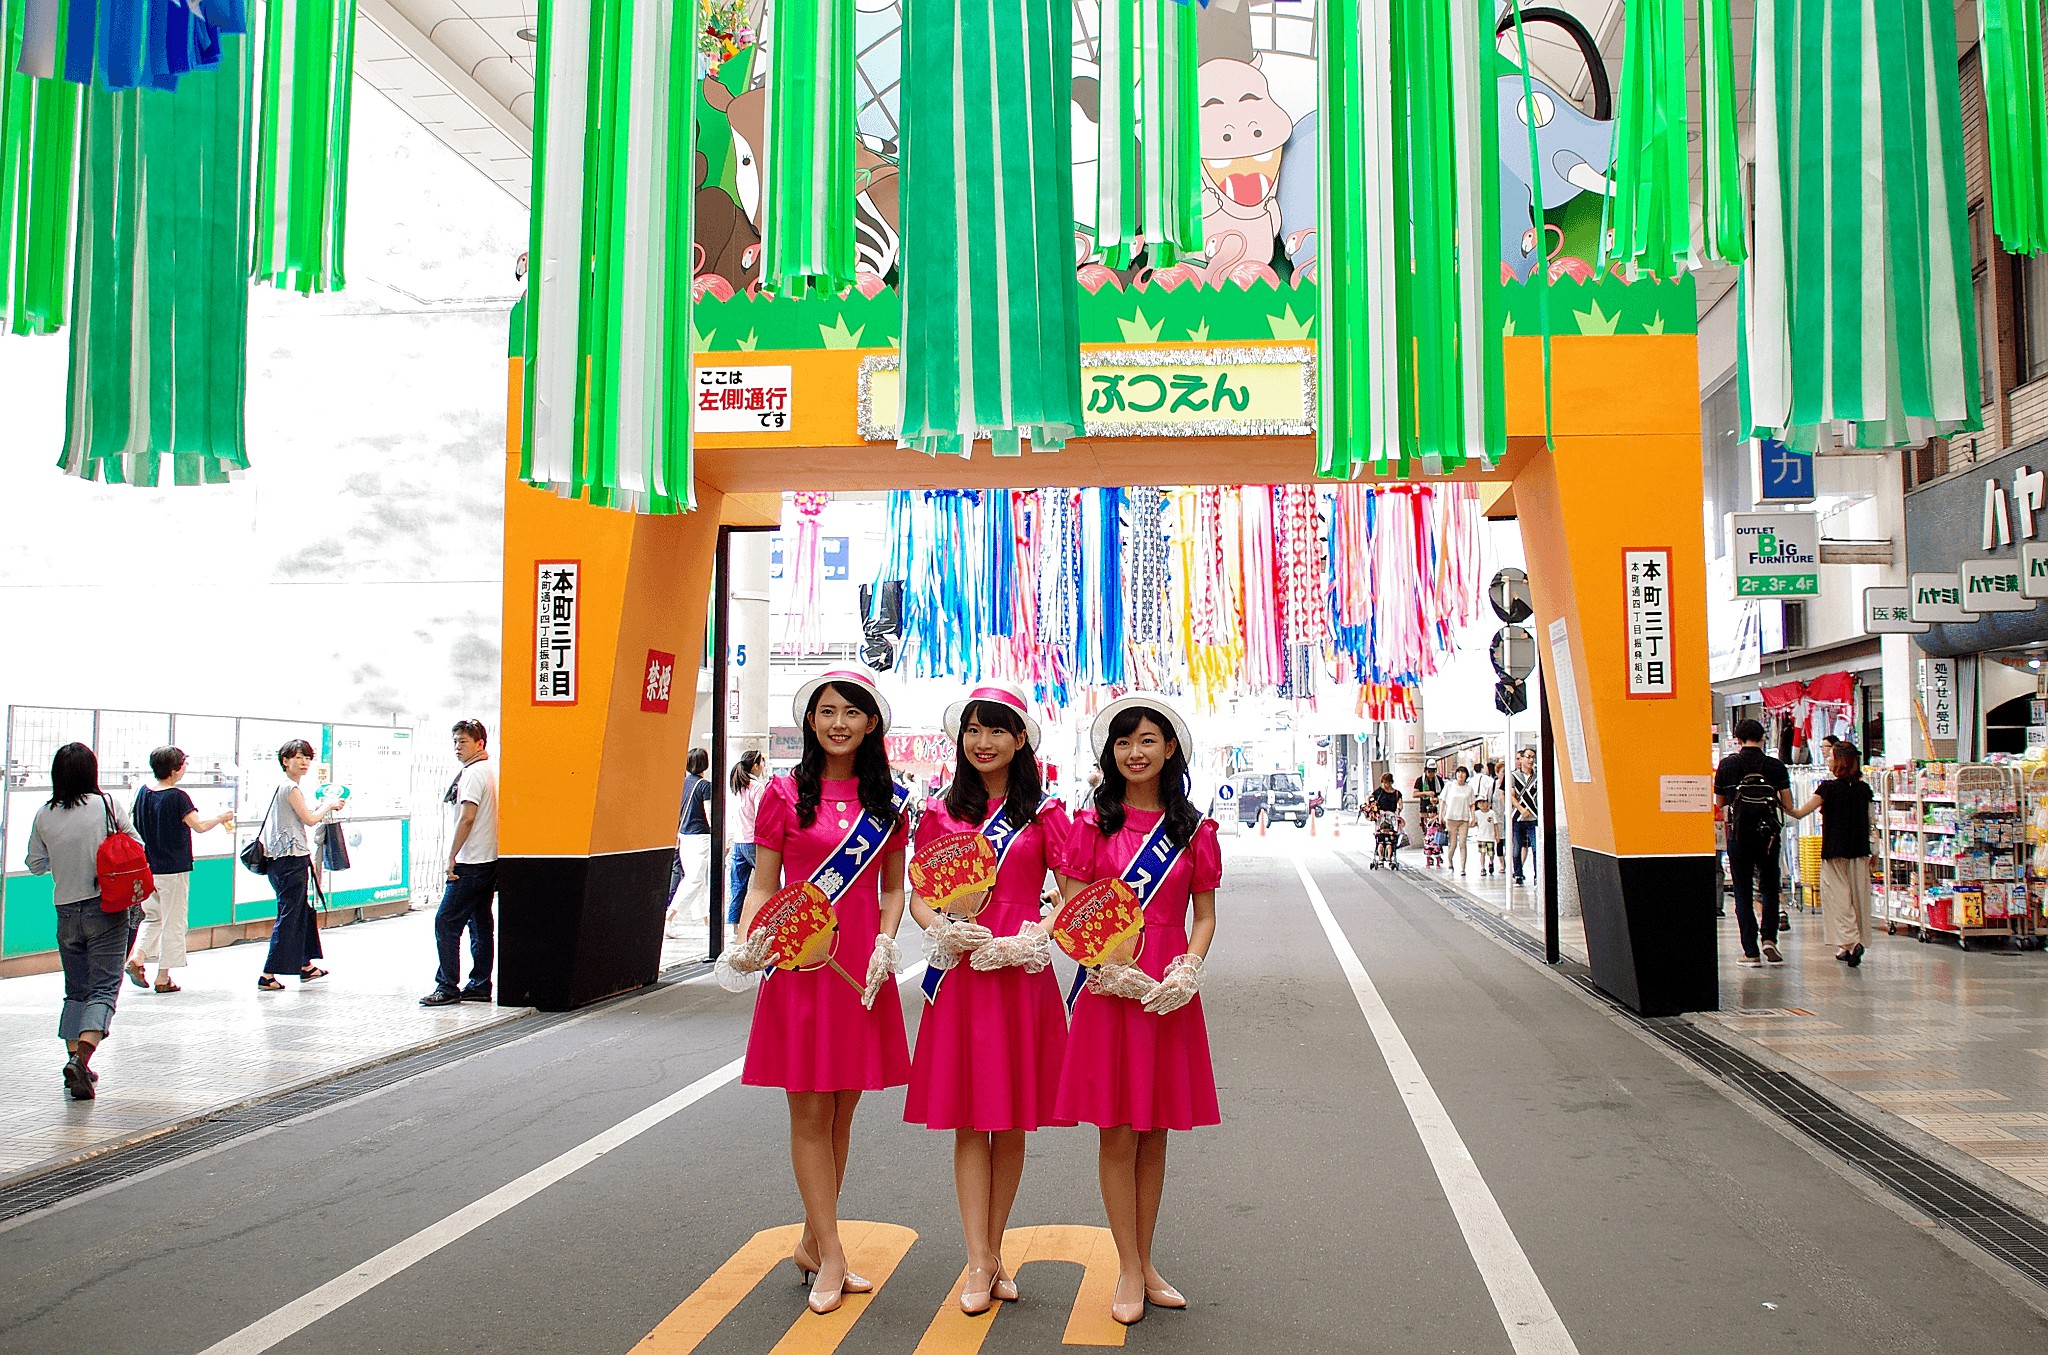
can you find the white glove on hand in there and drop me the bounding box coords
[861,933,903,1009]
[970,922,1054,972]
[1086,962,1158,1001]
[1140,954,1204,1015]
[714,930,775,992]
[921,916,994,969]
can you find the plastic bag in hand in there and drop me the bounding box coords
[1086,962,1157,1001]
[861,932,903,1009]
[1140,953,1204,1015]
[921,917,993,970]
[970,923,1053,973]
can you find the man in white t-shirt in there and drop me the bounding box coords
[422,719,499,1006]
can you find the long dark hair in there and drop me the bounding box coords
[793,681,898,831]
[943,700,1044,829]
[1093,706,1200,847]
[730,748,766,796]
[49,742,100,809]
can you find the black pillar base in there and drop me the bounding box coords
[498,848,672,1011]
[1572,848,1719,1017]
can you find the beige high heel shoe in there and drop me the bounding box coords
[1144,1278,1187,1308]
[793,1241,872,1294]
[1110,1274,1146,1326]
[992,1265,1019,1303]
[960,1265,996,1316]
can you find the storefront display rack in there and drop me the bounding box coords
[1882,763,2028,949]
[1785,764,1828,913]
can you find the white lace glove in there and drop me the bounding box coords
[1086,962,1158,1001]
[970,922,1054,972]
[861,933,903,1009]
[714,930,774,993]
[920,916,994,970]
[1141,954,1204,1015]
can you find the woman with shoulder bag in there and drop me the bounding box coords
[255,739,345,992]
[24,743,146,1099]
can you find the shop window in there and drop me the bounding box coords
[1699,374,1745,558]
[1974,205,1996,402]
[1781,600,1808,651]
[2024,254,2048,383]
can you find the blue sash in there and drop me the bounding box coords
[921,796,1052,1003]
[1065,815,1184,1012]
[766,783,908,980]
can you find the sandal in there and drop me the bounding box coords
[124,960,148,989]
[299,966,329,983]
[154,978,181,993]
[257,975,285,991]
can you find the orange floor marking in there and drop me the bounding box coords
[907,1224,1128,1353]
[631,1221,917,1355]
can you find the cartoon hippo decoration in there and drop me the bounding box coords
[1497,71,1615,280]
[1198,56,1294,282]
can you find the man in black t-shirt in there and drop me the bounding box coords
[1714,719,1796,967]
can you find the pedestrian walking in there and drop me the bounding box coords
[1715,719,1795,967]
[1439,766,1476,873]
[1053,695,1219,1328]
[1789,741,1874,966]
[1413,760,1444,818]
[725,749,768,934]
[1509,748,1539,884]
[421,720,499,1006]
[1474,797,1500,877]
[128,746,235,994]
[905,682,1070,1316]
[667,747,713,935]
[716,670,910,1317]
[255,739,344,992]
[25,743,146,1099]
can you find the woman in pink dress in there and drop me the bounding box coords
[905,682,1072,1316]
[1053,694,1219,1327]
[719,670,909,1316]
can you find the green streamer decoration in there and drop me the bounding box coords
[0,0,81,336]
[897,0,1082,458]
[1743,0,1979,451]
[1979,0,2048,254]
[1697,0,1746,265]
[1095,0,1201,269]
[761,0,854,296]
[1317,0,1502,479]
[522,0,700,512]
[1603,0,1687,278]
[59,31,253,485]
[251,0,357,293]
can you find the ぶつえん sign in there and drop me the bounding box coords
[693,366,793,432]
[1863,586,1929,634]
[640,650,676,714]
[1727,512,1820,597]
[1624,549,1673,697]
[535,561,579,705]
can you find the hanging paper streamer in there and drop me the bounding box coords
[1697,0,1746,266]
[783,491,829,655]
[1316,0,1503,478]
[522,0,700,513]
[1743,0,1979,451]
[0,2,80,336]
[1095,0,1201,269]
[1603,0,1687,278]
[60,29,253,485]
[897,0,1082,457]
[250,0,356,294]
[761,0,854,296]
[1979,0,2048,255]
[17,0,242,92]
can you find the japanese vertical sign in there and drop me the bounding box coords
[1919,657,1956,740]
[1624,549,1674,698]
[1547,619,1594,783]
[640,650,676,714]
[693,366,794,432]
[535,561,580,705]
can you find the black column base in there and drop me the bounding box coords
[498,848,673,1011]
[1573,848,1719,1017]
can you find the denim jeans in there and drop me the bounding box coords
[434,861,497,994]
[56,901,134,1041]
[263,856,324,974]
[727,843,757,925]
[1727,832,1782,957]
[1510,820,1538,882]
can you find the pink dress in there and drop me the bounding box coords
[904,798,1074,1132]
[741,776,912,1092]
[1052,810,1222,1132]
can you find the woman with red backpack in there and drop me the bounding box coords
[24,742,148,1100]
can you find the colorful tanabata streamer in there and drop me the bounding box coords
[1094,0,1201,270]
[761,0,854,296]
[1978,0,2048,255]
[15,0,243,92]
[1696,0,1746,266]
[523,0,699,512]
[896,0,1081,457]
[0,0,80,336]
[1316,0,1503,478]
[60,28,252,484]
[250,0,355,294]
[782,490,829,654]
[1743,0,1979,450]
[1603,0,1686,278]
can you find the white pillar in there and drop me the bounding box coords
[730,532,772,766]
[1388,711,1426,844]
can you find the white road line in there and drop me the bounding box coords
[195,962,927,1355]
[1293,856,1581,1355]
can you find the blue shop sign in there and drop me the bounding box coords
[1755,438,1814,502]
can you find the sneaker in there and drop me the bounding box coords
[419,989,462,1007]
[1738,954,1763,968]
[1760,942,1783,965]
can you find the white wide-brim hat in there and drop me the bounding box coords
[793,668,893,733]
[1089,692,1195,762]
[943,682,1043,750]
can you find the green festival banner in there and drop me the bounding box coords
[761,0,855,296]
[1094,0,1201,270]
[1978,0,2048,255]
[0,3,80,336]
[251,0,357,294]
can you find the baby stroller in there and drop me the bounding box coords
[1370,811,1403,870]
[1422,813,1447,868]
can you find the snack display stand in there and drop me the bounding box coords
[1883,762,2028,949]
[1785,764,1828,913]
[2019,763,2048,949]
[1877,766,1925,935]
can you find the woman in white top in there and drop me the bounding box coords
[256,739,345,991]
[725,750,768,933]
[1438,766,1477,875]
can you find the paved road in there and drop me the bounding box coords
[3,842,2045,1354]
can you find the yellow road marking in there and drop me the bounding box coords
[909,1225,1128,1353]
[632,1221,918,1355]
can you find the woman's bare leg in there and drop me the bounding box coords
[1135,1129,1173,1290]
[1099,1126,1143,1311]
[788,1092,847,1292]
